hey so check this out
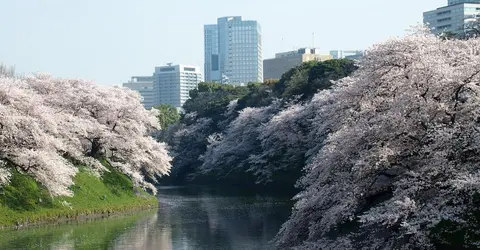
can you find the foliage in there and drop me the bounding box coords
[164,59,357,187]
[154,104,180,130]
[0,64,15,78]
[272,61,318,99]
[236,82,275,109]
[465,17,480,38]
[275,27,480,249]
[0,164,157,227]
[200,102,281,182]
[167,116,213,183]
[248,103,311,186]
[272,59,357,102]
[183,82,249,123]
[0,73,171,196]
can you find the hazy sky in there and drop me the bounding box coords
[1,0,443,85]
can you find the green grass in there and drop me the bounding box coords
[0,163,158,227]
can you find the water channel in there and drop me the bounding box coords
[0,186,293,250]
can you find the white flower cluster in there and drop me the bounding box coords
[0,73,171,196]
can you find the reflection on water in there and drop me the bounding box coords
[0,186,293,250]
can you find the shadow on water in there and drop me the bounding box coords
[0,186,293,250]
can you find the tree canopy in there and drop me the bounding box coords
[154,104,180,130]
[275,27,480,249]
[164,26,480,249]
[0,73,171,196]
[163,59,357,189]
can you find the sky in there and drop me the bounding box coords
[0,0,444,86]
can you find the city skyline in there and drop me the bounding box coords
[0,0,444,86]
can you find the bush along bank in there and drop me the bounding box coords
[0,163,158,228]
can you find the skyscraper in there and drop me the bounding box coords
[204,16,263,84]
[204,24,220,83]
[424,0,480,35]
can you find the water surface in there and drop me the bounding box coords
[0,186,293,250]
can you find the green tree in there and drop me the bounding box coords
[236,82,273,109]
[154,104,180,130]
[274,59,357,101]
[183,82,249,124]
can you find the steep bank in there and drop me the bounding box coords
[0,165,158,228]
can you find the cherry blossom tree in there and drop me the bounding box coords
[248,103,310,185]
[275,27,480,249]
[0,73,171,196]
[199,102,280,181]
[167,113,214,183]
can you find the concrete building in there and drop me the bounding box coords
[122,76,156,109]
[424,0,480,35]
[263,48,332,80]
[204,16,263,84]
[154,64,202,108]
[329,50,364,59]
[123,64,202,109]
[448,0,480,6]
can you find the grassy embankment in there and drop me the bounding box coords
[0,161,158,227]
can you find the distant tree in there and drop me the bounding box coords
[168,115,213,183]
[249,103,311,186]
[236,82,274,109]
[465,17,480,38]
[183,82,249,124]
[154,104,180,130]
[264,79,279,85]
[272,61,319,98]
[272,59,357,102]
[0,64,15,77]
[199,102,281,182]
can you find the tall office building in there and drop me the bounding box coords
[204,24,220,83]
[123,64,202,109]
[122,76,156,109]
[204,16,263,84]
[424,0,480,35]
[154,64,202,108]
[263,48,332,80]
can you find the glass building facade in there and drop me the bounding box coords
[204,24,220,83]
[204,16,263,84]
